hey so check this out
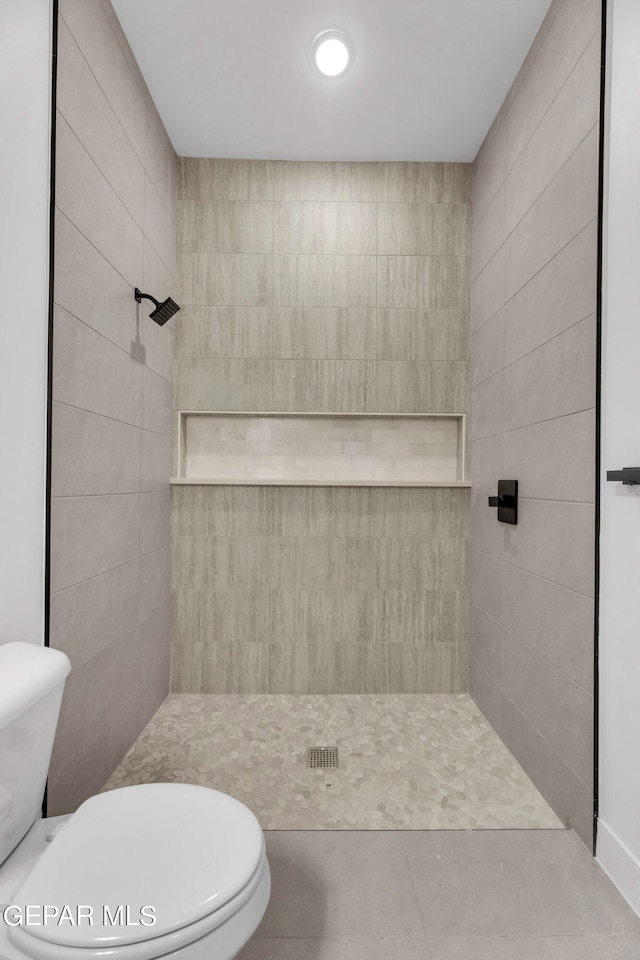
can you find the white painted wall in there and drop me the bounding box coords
[0,0,53,645]
[597,0,640,918]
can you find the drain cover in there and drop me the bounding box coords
[307,747,339,769]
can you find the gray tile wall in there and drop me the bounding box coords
[469,0,600,847]
[173,160,471,693]
[48,0,176,814]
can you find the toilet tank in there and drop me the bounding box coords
[0,643,71,865]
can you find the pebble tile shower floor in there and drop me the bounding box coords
[103,694,562,830]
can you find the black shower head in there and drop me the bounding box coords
[134,288,180,326]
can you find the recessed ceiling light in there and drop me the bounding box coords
[312,30,352,78]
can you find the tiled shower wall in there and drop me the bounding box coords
[172,160,471,693]
[48,0,176,813]
[469,0,600,846]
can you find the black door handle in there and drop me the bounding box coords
[606,467,640,486]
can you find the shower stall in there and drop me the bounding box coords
[47,0,599,852]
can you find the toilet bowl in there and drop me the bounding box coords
[0,644,271,960]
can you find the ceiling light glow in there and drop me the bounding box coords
[312,30,351,77]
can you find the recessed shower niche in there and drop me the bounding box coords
[173,411,468,486]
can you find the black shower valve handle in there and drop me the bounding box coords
[487,480,518,525]
[488,494,515,508]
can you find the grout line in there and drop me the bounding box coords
[506,25,602,179]
[469,403,597,443]
[60,8,175,221]
[52,397,172,439]
[473,20,600,225]
[469,546,595,602]
[470,309,596,390]
[470,602,595,698]
[54,301,174,386]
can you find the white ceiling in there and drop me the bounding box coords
[112,0,552,162]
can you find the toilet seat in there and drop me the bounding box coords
[8,783,267,960]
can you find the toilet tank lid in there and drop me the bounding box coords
[0,643,71,728]
[10,783,265,951]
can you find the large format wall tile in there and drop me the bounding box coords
[140,546,172,619]
[50,0,176,814]
[59,0,147,159]
[275,202,377,255]
[503,317,596,432]
[173,157,471,695]
[179,253,273,306]
[472,105,508,227]
[54,212,139,354]
[501,630,594,789]
[470,245,505,334]
[50,561,140,673]
[50,626,141,784]
[506,0,602,170]
[377,162,470,203]
[144,175,177,271]
[503,411,595,504]
[470,310,504,387]
[372,361,468,413]
[176,306,272,359]
[274,255,377,308]
[57,19,145,226]
[171,640,468,695]
[273,307,376,360]
[179,200,274,255]
[502,499,595,598]
[375,590,467,644]
[373,539,467,592]
[378,256,470,309]
[270,590,373,644]
[501,565,594,693]
[504,220,598,365]
[376,308,469,361]
[506,36,601,234]
[274,161,378,202]
[470,0,600,846]
[56,116,143,286]
[271,359,373,412]
[471,183,506,281]
[504,128,599,301]
[499,695,594,847]
[50,494,140,594]
[48,693,140,816]
[53,307,142,426]
[179,158,274,201]
[175,358,273,411]
[377,203,471,256]
[51,403,141,497]
[470,372,503,441]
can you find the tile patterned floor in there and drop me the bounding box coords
[237,830,640,959]
[103,693,563,830]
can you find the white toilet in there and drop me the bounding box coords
[0,642,271,960]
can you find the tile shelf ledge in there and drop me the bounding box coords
[176,410,468,487]
[170,478,471,488]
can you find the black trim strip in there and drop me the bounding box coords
[593,0,608,855]
[44,0,58,650]
[43,0,59,818]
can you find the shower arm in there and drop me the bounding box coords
[134,288,161,309]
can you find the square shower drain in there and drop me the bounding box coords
[307,746,339,769]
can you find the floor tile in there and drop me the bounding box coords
[428,936,640,959]
[403,831,640,937]
[238,938,433,959]
[257,832,423,938]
